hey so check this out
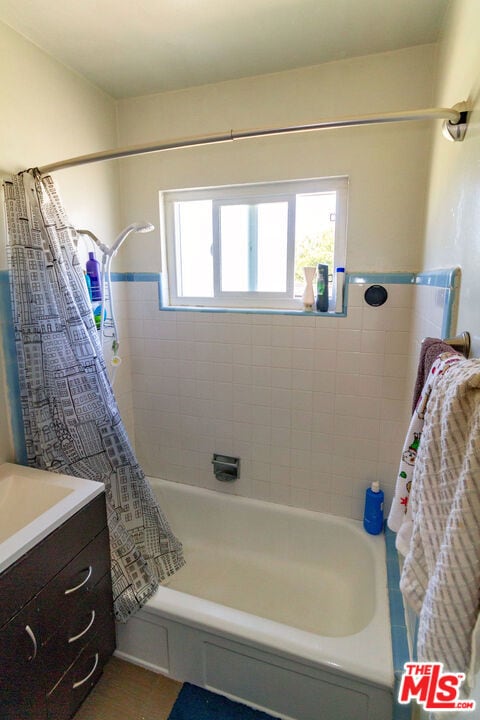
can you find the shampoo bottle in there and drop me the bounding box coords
[363,481,384,535]
[316,263,329,312]
[86,252,102,302]
[335,266,345,313]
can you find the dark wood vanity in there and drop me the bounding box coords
[0,492,115,719]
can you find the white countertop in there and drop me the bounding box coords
[0,463,104,574]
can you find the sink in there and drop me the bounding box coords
[0,463,104,573]
[0,475,73,543]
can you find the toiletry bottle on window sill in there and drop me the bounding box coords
[335,267,345,313]
[316,263,329,312]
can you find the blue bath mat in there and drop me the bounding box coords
[168,683,280,720]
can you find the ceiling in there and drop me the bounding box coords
[0,0,449,99]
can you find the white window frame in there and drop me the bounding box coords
[161,177,348,310]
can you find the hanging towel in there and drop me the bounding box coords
[411,337,460,413]
[387,352,462,555]
[400,358,480,685]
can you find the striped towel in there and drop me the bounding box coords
[400,358,480,686]
[387,353,462,555]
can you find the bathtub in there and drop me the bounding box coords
[115,479,394,720]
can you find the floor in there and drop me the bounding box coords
[73,656,182,720]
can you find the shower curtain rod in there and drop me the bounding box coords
[37,105,466,174]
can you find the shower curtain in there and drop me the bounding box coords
[3,170,184,622]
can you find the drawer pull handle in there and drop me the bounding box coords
[25,624,37,661]
[64,565,93,595]
[72,652,99,689]
[68,610,96,643]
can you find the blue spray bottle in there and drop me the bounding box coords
[363,481,384,535]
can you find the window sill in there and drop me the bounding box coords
[159,305,346,317]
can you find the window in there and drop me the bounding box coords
[161,177,347,311]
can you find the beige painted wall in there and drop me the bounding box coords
[0,21,120,462]
[422,0,480,357]
[116,44,437,275]
[112,44,441,514]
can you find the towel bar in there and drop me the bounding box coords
[442,331,470,358]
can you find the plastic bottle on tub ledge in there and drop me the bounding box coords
[363,481,384,535]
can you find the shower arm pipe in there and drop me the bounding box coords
[37,105,466,175]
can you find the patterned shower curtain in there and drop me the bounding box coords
[3,170,184,622]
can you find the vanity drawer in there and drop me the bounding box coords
[0,599,47,720]
[0,490,115,720]
[46,629,115,720]
[42,572,114,693]
[38,527,111,643]
[0,493,107,628]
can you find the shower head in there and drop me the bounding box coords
[77,222,155,258]
[110,222,155,256]
[133,222,155,234]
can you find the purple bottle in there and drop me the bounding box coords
[86,252,102,302]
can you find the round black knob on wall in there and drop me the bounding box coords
[364,285,388,307]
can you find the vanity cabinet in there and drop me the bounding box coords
[0,492,115,720]
[0,597,47,720]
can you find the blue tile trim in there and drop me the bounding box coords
[348,273,415,285]
[385,528,412,720]
[110,270,460,331]
[415,268,460,339]
[157,272,164,310]
[442,288,453,339]
[415,267,460,289]
[0,271,27,465]
[393,696,412,720]
[112,268,459,290]
[111,272,161,283]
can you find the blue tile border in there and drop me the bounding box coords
[111,270,458,324]
[111,272,161,283]
[348,272,415,285]
[415,268,460,339]
[386,528,412,720]
[0,267,460,471]
[112,272,348,316]
[111,269,460,291]
[0,271,27,464]
[442,289,454,339]
[110,269,442,318]
[415,267,460,289]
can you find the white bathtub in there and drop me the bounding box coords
[115,479,394,720]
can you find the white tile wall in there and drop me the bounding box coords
[102,282,135,444]
[116,279,416,521]
[405,283,446,418]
